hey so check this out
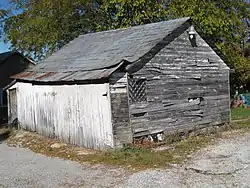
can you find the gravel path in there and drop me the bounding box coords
[1,132,250,188]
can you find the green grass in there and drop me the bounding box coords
[231,119,250,130]
[85,136,213,169]
[231,108,250,120]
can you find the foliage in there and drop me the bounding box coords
[0,5,10,38]
[217,42,250,86]
[3,0,96,60]
[95,0,168,31]
[168,0,249,42]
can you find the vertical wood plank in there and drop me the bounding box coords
[15,82,114,150]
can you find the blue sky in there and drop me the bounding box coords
[0,0,11,53]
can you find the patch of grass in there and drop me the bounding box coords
[231,108,250,120]
[165,132,182,144]
[85,135,213,169]
[231,119,250,130]
[6,130,214,169]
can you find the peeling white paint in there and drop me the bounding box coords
[15,82,113,149]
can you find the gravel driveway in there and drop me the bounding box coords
[1,132,250,188]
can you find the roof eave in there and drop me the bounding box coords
[12,60,129,84]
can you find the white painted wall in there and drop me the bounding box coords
[14,82,114,149]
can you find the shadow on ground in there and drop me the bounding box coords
[0,128,12,144]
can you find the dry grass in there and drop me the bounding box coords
[5,130,214,169]
[231,119,250,130]
[3,118,250,170]
[85,135,213,169]
[6,131,99,163]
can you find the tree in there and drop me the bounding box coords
[4,0,96,60]
[168,0,249,43]
[0,6,10,38]
[95,0,168,31]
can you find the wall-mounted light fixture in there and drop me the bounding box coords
[188,25,197,47]
[188,25,196,39]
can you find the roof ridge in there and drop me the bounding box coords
[78,17,191,38]
[44,17,191,64]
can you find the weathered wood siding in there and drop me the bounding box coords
[109,72,133,147]
[15,82,114,149]
[129,29,230,137]
[7,88,17,124]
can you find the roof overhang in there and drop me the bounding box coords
[3,80,17,91]
[11,60,129,85]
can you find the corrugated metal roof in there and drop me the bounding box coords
[13,17,191,82]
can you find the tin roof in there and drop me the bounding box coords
[13,17,191,82]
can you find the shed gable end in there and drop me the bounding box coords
[155,29,229,70]
[128,27,230,138]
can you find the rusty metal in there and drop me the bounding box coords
[11,62,123,83]
[35,72,56,80]
[12,71,36,79]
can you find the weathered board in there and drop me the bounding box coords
[15,82,114,149]
[128,28,230,137]
[7,88,17,124]
[109,71,133,147]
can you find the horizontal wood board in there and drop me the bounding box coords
[129,29,230,137]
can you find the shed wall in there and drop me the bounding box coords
[129,30,230,137]
[15,82,113,149]
[109,72,133,147]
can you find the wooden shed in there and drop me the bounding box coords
[9,17,230,149]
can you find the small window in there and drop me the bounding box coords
[128,76,147,103]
